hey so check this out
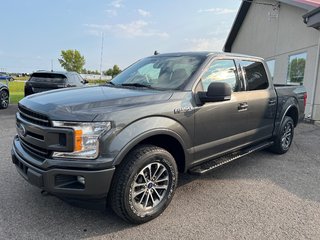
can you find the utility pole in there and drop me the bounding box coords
[51,59,53,71]
[99,32,104,80]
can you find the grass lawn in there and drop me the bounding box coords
[13,76,29,81]
[4,79,108,104]
[8,81,25,104]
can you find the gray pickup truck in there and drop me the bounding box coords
[12,52,306,223]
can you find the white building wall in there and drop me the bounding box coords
[313,52,320,120]
[230,0,320,120]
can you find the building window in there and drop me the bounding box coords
[266,59,275,81]
[287,52,307,85]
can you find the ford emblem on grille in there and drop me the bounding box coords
[17,122,27,137]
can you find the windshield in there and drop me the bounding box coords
[111,55,205,90]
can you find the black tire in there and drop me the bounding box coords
[270,116,294,154]
[108,144,178,224]
[0,90,9,109]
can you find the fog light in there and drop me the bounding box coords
[77,176,85,185]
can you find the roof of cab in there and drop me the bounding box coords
[153,51,264,61]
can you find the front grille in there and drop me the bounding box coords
[20,138,51,159]
[18,104,50,127]
[16,104,70,160]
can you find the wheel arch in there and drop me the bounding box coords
[105,116,193,173]
[139,134,186,173]
[112,129,189,173]
[273,100,300,137]
[283,105,299,127]
[0,87,9,96]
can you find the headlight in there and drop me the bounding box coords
[52,121,111,159]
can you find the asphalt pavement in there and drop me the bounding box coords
[1,104,320,240]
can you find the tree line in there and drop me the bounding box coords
[58,49,121,77]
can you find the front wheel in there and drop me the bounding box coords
[270,116,294,154]
[108,145,178,224]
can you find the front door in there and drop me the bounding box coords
[193,59,249,164]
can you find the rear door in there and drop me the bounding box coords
[193,58,249,162]
[237,59,276,143]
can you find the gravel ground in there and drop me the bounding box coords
[1,105,320,240]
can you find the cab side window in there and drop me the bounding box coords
[239,61,269,90]
[201,59,240,92]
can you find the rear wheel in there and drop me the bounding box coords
[270,116,294,154]
[108,145,178,224]
[0,90,9,109]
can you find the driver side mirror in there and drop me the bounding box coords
[198,82,231,103]
[82,79,89,84]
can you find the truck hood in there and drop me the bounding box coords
[19,85,173,121]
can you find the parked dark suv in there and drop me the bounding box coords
[24,71,87,96]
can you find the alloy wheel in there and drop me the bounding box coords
[281,122,293,150]
[0,91,9,109]
[130,162,169,215]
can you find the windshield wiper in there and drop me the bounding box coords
[120,83,154,89]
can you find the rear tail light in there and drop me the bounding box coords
[304,92,307,108]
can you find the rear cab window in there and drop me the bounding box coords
[238,60,269,91]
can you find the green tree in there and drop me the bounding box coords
[81,68,88,74]
[112,65,121,77]
[104,68,113,76]
[104,64,122,78]
[58,49,85,73]
[86,70,99,74]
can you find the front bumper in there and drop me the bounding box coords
[11,136,115,199]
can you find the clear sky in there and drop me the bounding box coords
[0,0,241,73]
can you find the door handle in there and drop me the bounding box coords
[238,102,248,111]
[268,99,276,105]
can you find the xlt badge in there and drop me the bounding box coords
[174,106,193,114]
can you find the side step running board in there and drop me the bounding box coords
[189,141,274,175]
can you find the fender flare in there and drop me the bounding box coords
[0,86,9,93]
[273,103,298,136]
[104,116,192,168]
